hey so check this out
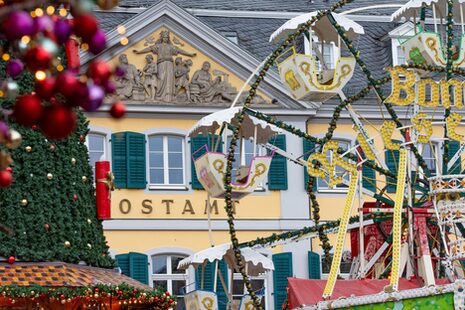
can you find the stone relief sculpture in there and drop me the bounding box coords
[115,30,269,105]
[133,30,196,102]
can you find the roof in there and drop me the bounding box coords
[118,0,409,14]
[287,277,450,308]
[0,262,150,289]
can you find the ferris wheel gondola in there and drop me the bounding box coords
[188,107,282,200]
[270,12,364,102]
[392,0,465,69]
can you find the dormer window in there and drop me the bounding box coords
[222,31,238,44]
[389,22,416,66]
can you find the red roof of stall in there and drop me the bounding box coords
[287,278,450,309]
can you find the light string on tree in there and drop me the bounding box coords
[223,1,353,308]
[0,283,176,307]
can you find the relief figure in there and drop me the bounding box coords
[133,30,196,102]
[143,54,158,100]
[115,54,141,99]
[175,57,193,102]
[190,61,234,103]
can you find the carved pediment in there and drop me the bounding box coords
[109,27,271,107]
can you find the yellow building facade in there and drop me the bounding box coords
[85,1,465,309]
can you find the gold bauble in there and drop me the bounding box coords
[20,199,28,206]
[82,176,87,182]
[25,146,32,152]
[64,241,71,248]
[87,243,92,249]
[71,158,76,165]
[5,130,21,149]
[47,173,53,180]
[97,0,119,9]
[87,218,92,224]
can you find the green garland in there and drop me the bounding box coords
[0,283,175,307]
[223,1,353,308]
[239,214,375,249]
[328,14,432,179]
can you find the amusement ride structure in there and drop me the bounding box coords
[182,0,465,309]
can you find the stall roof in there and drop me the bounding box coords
[287,277,450,308]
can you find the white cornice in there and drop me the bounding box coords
[103,219,315,231]
[87,103,316,117]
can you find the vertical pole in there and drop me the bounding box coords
[253,126,257,157]
[461,4,465,34]
[214,260,219,293]
[357,157,365,278]
[433,4,438,33]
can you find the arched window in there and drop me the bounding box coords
[148,135,186,188]
[152,254,189,309]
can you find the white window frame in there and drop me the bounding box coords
[417,141,442,177]
[148,134,187,190]
[304,35,339,70]
[151,253,190,307]
[320,251,353,280]
[86,129,111,176]
[231,272,268,309]
[316,139,353,193]
[389,22,416,66]
[224,133,267,192]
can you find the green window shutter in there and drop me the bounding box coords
[216,260,229,310]
[356,141,376,192]
[268,135,288,190]
[272,252,293,309]
[308,251,321,279]
[195,261,215,291]
[303,139,317,191]
[129,252,149,285]
[111,132,146,189]
[385,140,401,193]
[190,135,222,190]
[126,133,146,189]
[448,140,462,174]
[111,133,128,188]
[115,253,130,277]
[363,160,376,192]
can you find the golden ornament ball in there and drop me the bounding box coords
[5,130,21,149]
[47,173,53,180]
[64,241,71,248]
[71,158,76,165]
[25,146,32,152]
[82,176,87,182]
[97,0,119,9]
[87,218,92,224]
[87,243,92,249]
[20,199,28,206]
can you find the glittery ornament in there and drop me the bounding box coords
[20,199,28,206]
[25,146,32,153]
[47,173,53,180]
[64,241,71,248]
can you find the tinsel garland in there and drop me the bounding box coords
[0,283,175,307]
[222,1,353,308]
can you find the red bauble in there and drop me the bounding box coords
[110,102,126,119]
[44,223,50,230]
[5,167,12,173]
[55,72,78,98]
[35,77,56,100]
[24,47,52,72]
[0,170,12,188]
[87,60,112,85]
[7,256,15,264]
[73,14,98,41]
[39,104,77,140]
[73,194,78,201]
[13,94,44,127]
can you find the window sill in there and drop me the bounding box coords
[148,185,189,191]
[317,189,349,194]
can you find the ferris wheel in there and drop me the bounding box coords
[187,0,465,309]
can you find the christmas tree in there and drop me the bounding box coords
[0,73,113,267]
